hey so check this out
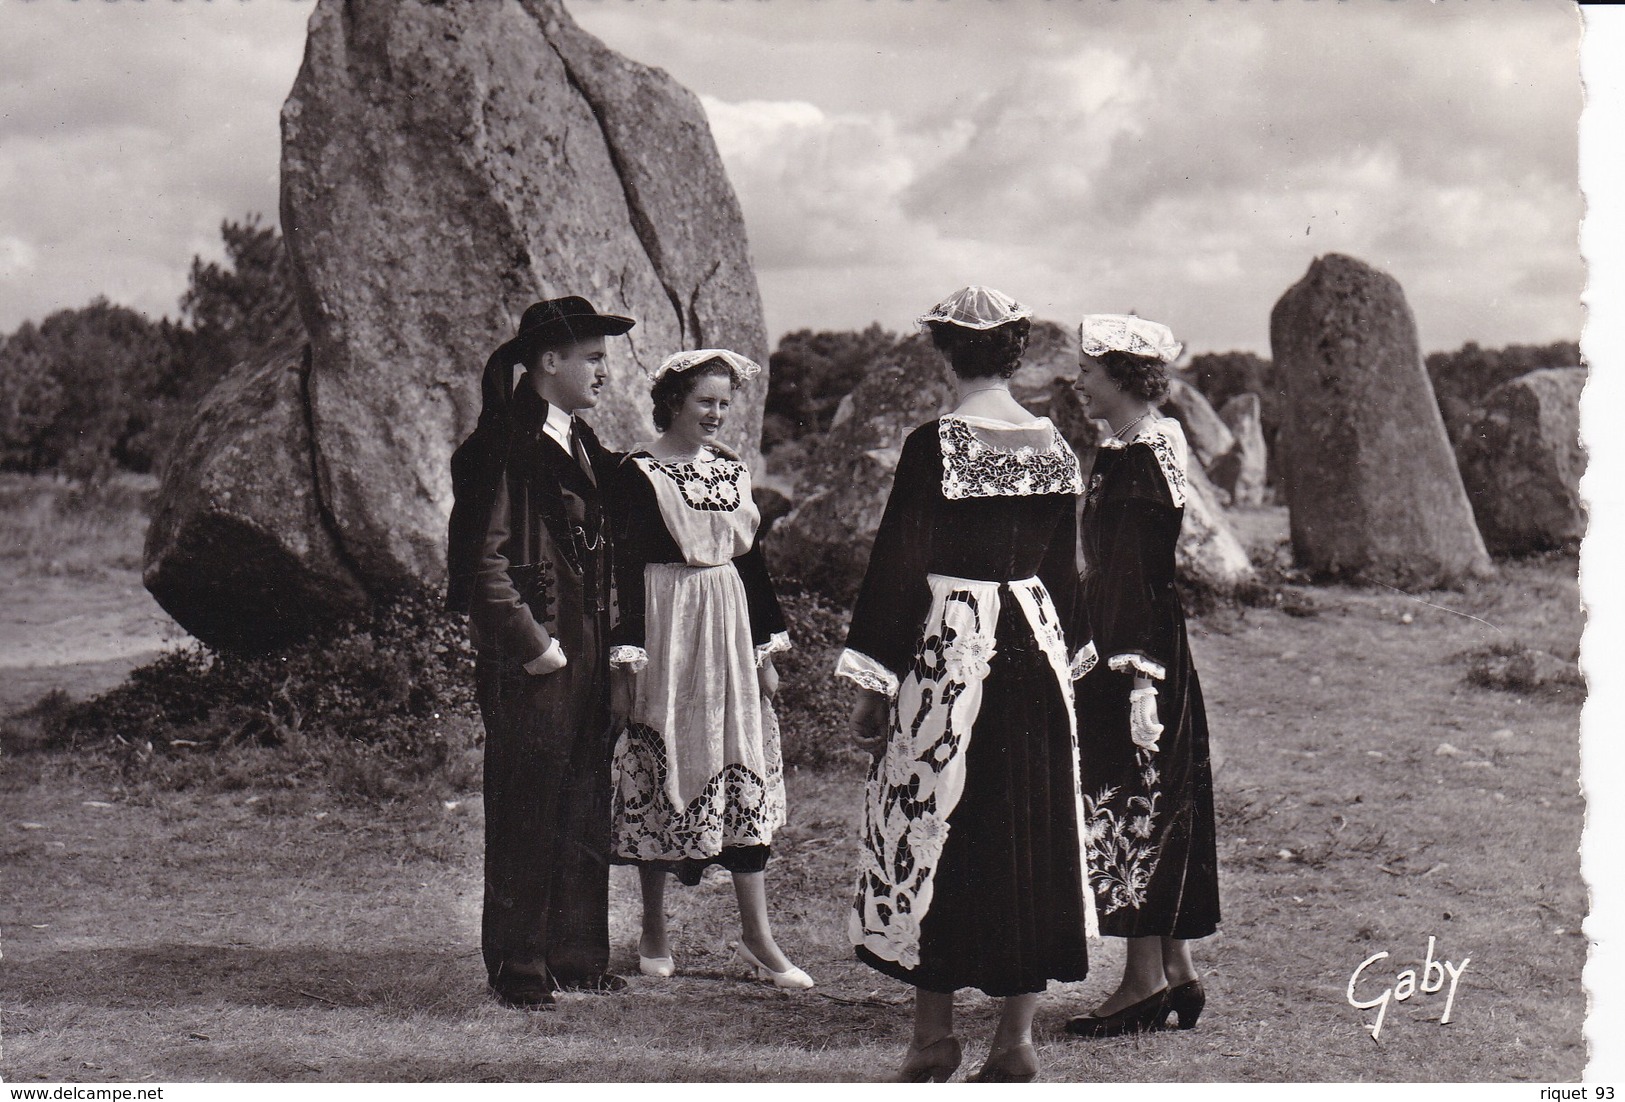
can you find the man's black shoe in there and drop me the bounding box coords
[489,978,557,1010]
[551,972,628,994]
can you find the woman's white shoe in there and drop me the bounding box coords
[638,953,676,978]
[735,940,814,990]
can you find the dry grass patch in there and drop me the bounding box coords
[0,497,1585,1082]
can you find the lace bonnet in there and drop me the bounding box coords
[648,348,763,387]
[1078,314,1184,364]
[916,285,1034,332]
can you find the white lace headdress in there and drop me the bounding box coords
[1078,314,1184,364]
[915,286,1033,332]
[648,348,762,386]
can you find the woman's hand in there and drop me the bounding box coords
[757,656,780,700]
[1129,685,1163,752]
[850,690,890,761]
[610,667,636,725]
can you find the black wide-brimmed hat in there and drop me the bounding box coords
[493,296,636,366]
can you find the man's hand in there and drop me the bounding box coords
[524,640,568,677]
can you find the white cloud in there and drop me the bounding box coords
[0,0,310,329]
[0,0,1587,358]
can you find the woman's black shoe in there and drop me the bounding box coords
[1064,986,1169,1039]
[1163,979,1205,1030]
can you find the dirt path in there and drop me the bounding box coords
[0,567,188,715]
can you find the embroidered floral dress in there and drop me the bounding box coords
[1074,417,1220,938]
[607,448,791,885]
[837,414,1095,997]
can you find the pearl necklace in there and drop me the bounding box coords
[1111,409,1154,440]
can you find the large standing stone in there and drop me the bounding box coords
[143,339,370,651]
[147,0,768,648]
[1458,367,1585,553]
[1270,254,1492,585]
[281,0,767,589]
[1214,393,1269,507]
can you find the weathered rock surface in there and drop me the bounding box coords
[768,337,956,601]
[1458,367,1585,553]
[1214,392,1269,507]
[143,339,370,651]
[147,0,768,648]
[1161,377,1237,475]
[1175,460,1258,596]
[1270,254,1492,585]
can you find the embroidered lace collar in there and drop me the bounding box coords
[938,415,1082,500]
[1099,417,1188,508]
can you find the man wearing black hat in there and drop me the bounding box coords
[447,297,637,1009]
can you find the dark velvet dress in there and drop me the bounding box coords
[838,415,1095,997]
[1073,418,1220,939]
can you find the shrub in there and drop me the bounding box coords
[1462,641,1584,700]
[772,587,861,769]
[37,585,482,801]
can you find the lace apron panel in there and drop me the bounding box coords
[633,561,767,808]
[1008,578,1100,941]
[850,572,1095,970]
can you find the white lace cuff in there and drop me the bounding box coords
[1070,641,1098,681]
[1109,652,1167,681]
[609,645,649,673]
[755,631,792,668]
[835,648,899,699]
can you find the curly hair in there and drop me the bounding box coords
[926,317,1030,380]
[1096,349,1170,403]
[651,358,736,432]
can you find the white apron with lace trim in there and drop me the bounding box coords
[850,573,1098,970]
[622,455,774,816]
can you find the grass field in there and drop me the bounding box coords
[0,486,1588,1083]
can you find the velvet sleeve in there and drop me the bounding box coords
[838,423,939,696]
[734,535,789,652]
[1089,442,1180,680]
[468,478,553,662]
[607,458,655,652]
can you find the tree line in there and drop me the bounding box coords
[766,330,1581,461]
[0,226,1579,480]
[0,216,299,481]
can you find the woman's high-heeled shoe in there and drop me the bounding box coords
[734,940,815,990]
[968,1041,1039,1083]
[1162,979,1205,1030]
[896,1035,962,1082]
[638,953,676,978]
[1064,986,1170,1039]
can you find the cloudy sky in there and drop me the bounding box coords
[0,0,1596,357]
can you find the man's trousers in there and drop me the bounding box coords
[477,634,612,988]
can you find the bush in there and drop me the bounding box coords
[36,585,483,801]
[1462,641,1584,700]
[773,587,860,769]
